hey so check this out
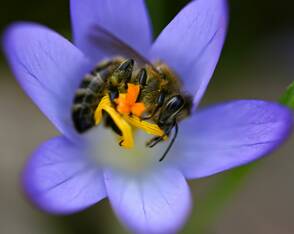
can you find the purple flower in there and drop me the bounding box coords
[3,0,293,233]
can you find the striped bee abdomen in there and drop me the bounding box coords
[72,61,119,133]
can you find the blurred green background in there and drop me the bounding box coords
[0,0,294,233]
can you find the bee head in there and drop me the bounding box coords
[158,95,185,127]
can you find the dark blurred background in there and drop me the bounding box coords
[0,0,294,233]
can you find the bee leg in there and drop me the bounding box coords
[146,136,163,148]
[120,58,134,81]
[108,88,119,103]
[109,59,134,95]
[135,68,148,101]
[114,59,134,84]
[106,59,134,104]
[142,91,166,120]
[146,122,173,148]
[159,122,178,162]
[138,68,147,86]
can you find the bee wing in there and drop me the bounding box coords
[89,25,151,66]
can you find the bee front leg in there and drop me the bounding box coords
[146,123,173,148]
[110,59,134,87]
[108,59,134,103]
[108,88,119,103]
[146,136,163,148]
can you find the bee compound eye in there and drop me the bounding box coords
[166,95,185,113]
[158,95,185,125]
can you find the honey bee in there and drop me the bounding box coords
[72,25,193,161]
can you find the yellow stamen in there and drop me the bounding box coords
[95,95,167,150]
[95,96,133,148]
[124,115,167,140]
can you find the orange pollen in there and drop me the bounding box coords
[115,83,146,117]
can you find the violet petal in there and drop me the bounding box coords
[70,0,153,61]
[169,100,293,179]
[150,0,228,106]
[104,167,191,234]
[2,23,92,138]
[23,136,106,214]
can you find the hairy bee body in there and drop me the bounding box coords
[134,63,192,124]
[72,59,123,133]
[72,58,192,154]
[130,62,193,160]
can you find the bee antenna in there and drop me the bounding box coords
[159,122,178,162]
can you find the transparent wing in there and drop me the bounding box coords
[89,25,151,66]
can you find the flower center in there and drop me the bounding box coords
[94,94,165,149]
[115,83,145,117]
[72,57,193,161]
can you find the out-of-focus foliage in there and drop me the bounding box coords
[280,82,294,108]
[183,163,256,234]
